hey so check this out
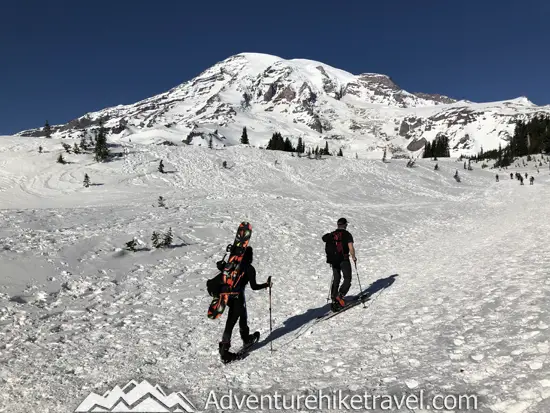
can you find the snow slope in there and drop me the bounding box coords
[1,136,550,412]
[16,53,550,157]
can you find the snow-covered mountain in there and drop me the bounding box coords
[17,53,550,156]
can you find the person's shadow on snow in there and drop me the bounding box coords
[252,273,399,353]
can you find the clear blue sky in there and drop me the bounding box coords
[2,0,550,134]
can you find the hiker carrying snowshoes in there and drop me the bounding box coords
[322,218,357,312]
[218,247,271,363]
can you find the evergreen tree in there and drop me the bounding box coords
[151,231,161,248]
[83,173,90,187]
[158,196,165,208]
[57,154,66,164]
[162,227,173,247]
[323,141,330,156]
[382,148,387,162]
[44,120,52,138]
[240,127,249,144]
[38,146,43,154]
[62,143,71,153]
[296,137,306,154]
[125,239,137,252]
[94,121,110,162]
[80,136,87,151]
[266,132,285,151]
[283,137,295,152]
[337,148,343,157]
[423,141,432,158]
[424,135,450,158]
[73,143,81,154]
[158,160,165,173]
[208,136,213,149]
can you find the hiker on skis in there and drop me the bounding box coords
[218,246,271,363]
[322,218,357,312]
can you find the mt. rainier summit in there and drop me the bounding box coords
[18,53,550,156]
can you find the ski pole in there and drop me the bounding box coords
[354,261,366,308]
[269,279,273,353]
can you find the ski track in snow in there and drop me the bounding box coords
[0,136,549,412]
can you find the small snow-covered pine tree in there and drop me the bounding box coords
[94,121,110,162]
[44,120,52,138]
[125,239,137,252]
[151,231,161,248]
[162,227,173,247]
[57,154,66,164]
[39,146,43,154]
[83,173,90,187]
[158,196,165,208]
[240,127,249,144]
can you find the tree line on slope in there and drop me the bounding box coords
[464,116,550,167]
[422,134,451,158]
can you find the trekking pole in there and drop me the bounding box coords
[354,261,366,308]
[269,280,273,353]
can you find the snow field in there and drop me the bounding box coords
[0,135,549,412]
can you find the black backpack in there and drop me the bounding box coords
[322,231,345,264]
[206,259,227,297]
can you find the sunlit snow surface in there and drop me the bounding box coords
[0,135,549,412]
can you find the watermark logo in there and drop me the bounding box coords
[75,379,196,412]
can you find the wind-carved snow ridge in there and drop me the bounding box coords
[1,134,550,412]
[16,52,550,157]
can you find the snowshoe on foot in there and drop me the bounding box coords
[219,342,238,364]
[243,331,260,346]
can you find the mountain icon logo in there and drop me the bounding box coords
[74,379,196,412]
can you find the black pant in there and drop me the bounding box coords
[331,260,352,299]
[222,293,249,344]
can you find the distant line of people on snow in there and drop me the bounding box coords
[495,172,535,185]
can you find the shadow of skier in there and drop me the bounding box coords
[252,274,399,353]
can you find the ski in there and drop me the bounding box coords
[316,294,369,321]
[207,222,252,319]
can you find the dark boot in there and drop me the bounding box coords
[243,331,260,345]
[331,296,345,312]
[219,341,237,364]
